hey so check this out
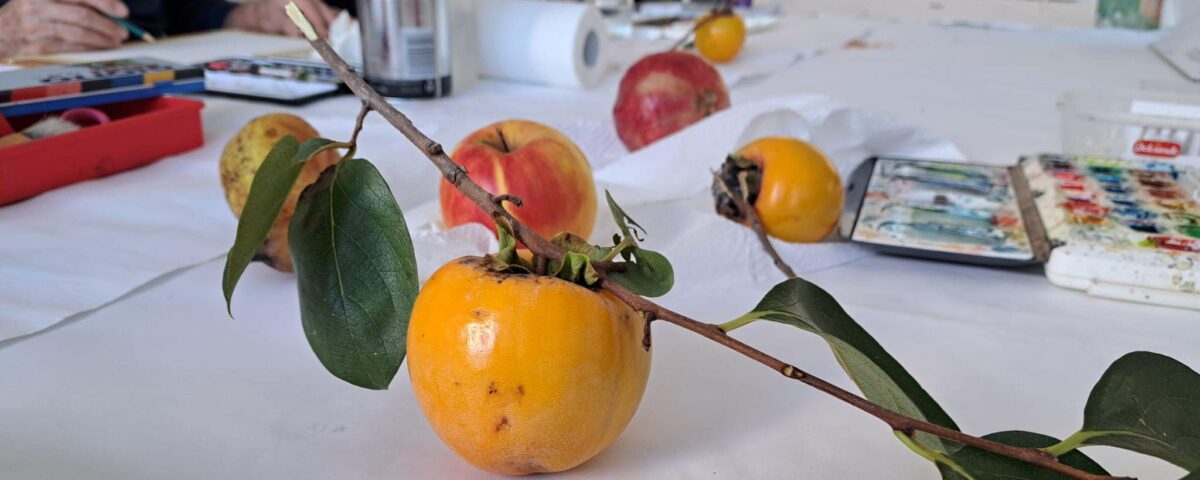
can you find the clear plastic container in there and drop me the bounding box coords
[1058,89,1200,164]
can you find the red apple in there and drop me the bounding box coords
[440,120,598,240]
[613,51,731,151]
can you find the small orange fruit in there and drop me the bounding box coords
[719,137,844,243]
[406,257,652,475]
[695,12,746,63]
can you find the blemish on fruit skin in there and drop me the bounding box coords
[495,416,509,432]
[465,319,498,369]
[507,461,544,474]
[488,382,499,395]
[516,385,525,396]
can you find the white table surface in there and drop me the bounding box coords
[3,6,1199,480]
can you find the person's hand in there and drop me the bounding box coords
[0,0,129,57]
[225,0,339,38]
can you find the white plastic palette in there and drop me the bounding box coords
[1022,154,1200,309]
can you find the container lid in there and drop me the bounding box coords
[0,58,204,118]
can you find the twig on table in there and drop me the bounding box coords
[669,21,703,51]
[711,171,796,279]
[669,2,734,51]
[600,281,1120,480]
[286,5,1126,480]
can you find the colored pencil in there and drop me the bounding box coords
[102,13,157,43]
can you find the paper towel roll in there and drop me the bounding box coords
[476,0,608,89]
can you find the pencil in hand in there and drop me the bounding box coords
[101,12,157,44]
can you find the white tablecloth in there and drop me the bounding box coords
[2,8,1198,480]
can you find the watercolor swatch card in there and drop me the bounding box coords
[844,158,1040,265]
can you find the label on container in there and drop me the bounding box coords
[1133,139,1184,158]
[1122,100,1200,163]
[401,28,437,79]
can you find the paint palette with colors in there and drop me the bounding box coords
[1023,154,1199,309]
[842,154,1200,310]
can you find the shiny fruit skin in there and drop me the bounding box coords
[695,13,746,63]
[440,120,597,240]
[739,137,843,243]
[407,257,652,475]
[219,113,339,272]
[613,51,730,151]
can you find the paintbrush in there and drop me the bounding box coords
[101,12,157,43]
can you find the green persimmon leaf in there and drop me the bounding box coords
[551,232,613,262]
[497,218,517,262]
[293,137,348,163]
[288,158,418,390]
[222,136,348,316]
[1070,351,1200,470]
[749,277,958,452]
[222,135,301,315]
[549,251,600,286]
[597,191,672,296]
[483,218,534,273]
[938,431,1109,480]
[607,247,674,297]
[605,190,646,243]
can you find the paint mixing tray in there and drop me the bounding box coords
[842,154,1200,310]
[1022,154,1199,309]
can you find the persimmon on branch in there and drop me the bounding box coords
[283,4,1135,480]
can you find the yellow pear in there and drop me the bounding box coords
[219,113,340,272]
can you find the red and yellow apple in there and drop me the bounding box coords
[613,51,730,151]
[440,120,598,240]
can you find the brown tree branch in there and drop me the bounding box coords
[289,19,565,267]
[669,21,703,51]
[289,9,1124,480]
[712,171,797,278]
[493,194,524,208]
[599,283,1118,479]
[349,102,370,148]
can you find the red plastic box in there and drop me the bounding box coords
[0,97,204,206]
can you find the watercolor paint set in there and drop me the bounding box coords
[202,57,344,105]
[0,58,204,118]
[842,154,1200,310]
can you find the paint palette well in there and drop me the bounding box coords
[1022,154,1199,308]
[1024,154,1200,252]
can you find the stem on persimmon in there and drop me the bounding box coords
[711,171,796,279]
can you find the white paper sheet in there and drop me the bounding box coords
[605,16,881,90]
[4,11,1199,480]
[0,92,958,341]
[32,31,310,65]
[0,99,283,341]
[592,95,963,280]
